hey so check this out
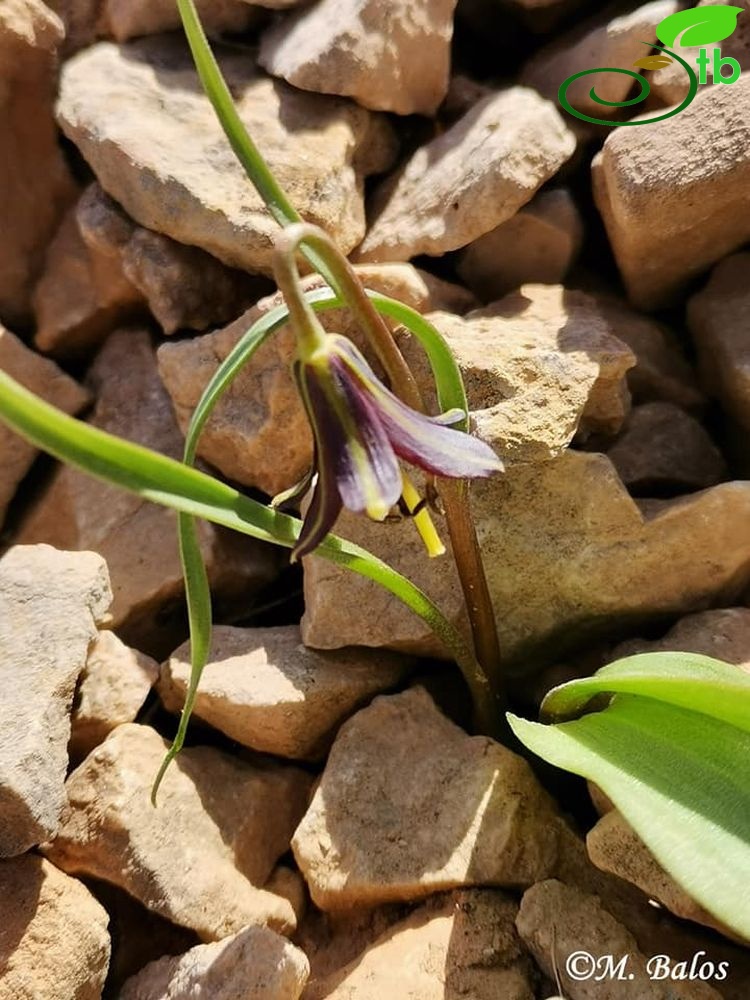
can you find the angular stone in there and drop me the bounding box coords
[521,1,678,119]
[593,76,750,308]
[157,263,475,496]
[292,688,564,909]
[305,890,534,1000]
[70,630,159,760]
[595,298,704,411]
[44,723,311,940]
[0,855,110,1000]
[688,253,750,435]
[159,625,412,759]
[0,545,111,858]
[303,451,750,666]
[33,198,143,358]
[120,926,309,1000]
[399,285,635,465]
[517,880,722,1000]
[259,0,457,116]
[457,188,583,301]
[18,329,280,652]
[301,506,467,658]
[588,810,740,941]
[606,402,725,495]
[0,326,89,526]
[612,607,750,672]
[0,0,77,326]
[58,37,396,274]
[357,88,575,262]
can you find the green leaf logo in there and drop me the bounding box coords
[656,6,743,47]
[633,55,674,71]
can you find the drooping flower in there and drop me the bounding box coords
[288,332,504,561]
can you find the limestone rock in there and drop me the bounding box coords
[521,1,678,119]
[606,402,725,495]
[399,285,635,465]
[304,890,534,1000]
[688,253,750,435]
[259,0,457,116]
[157,263,475,496]
[32,197,143,358]
[18,329,280,652]
[457,188,583,300]
[303,451,750,666]
[44,723,310,940]
[357,87,575,262]
[0,545,111,858]
[70,630,159,760]
[613,607,750,672]
[588,810,740,940]
[292,688,564,909]
[57,37,396,274]
[120,926,309,1000]
[595,298,704,411]
[159,625,412,759]
[301,506,467,658]
[0,854,110,1000]
[517,880,721,1000]
[593,76,750,308]
[0,326,89,526]
[0,0,77,326]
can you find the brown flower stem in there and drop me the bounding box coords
[275,223,504,734]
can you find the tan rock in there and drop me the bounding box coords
[0,0,77,326]
[292,688,563,909]
[259,0,456,116]
[44,723,310,940]
[58,37,396,275]
[18,329,280,652]
[517,880,721,1000]
[357,87,575,262]
[521,1,679,118]
[588,810,741,941]
[606,402,725,494]
[0,326,89,526]
[157,263,475,496]
[265,866,307,926]
[457,188,583,300]
[301,506,467,658]
[120,925,309,1000]
[593,76,750,308]
[595,298,704,411]
[0,854,110,1000]
[159,625,412,760]
[612,607,750,671]
[303,451,750,666]
[400,285,635,465]
[688,253,750,435]
[305,889,534,1000]
[70,630,159,760]
[0,545,111,858]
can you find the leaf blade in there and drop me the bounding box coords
[656,7,743,47]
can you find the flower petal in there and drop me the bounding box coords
[292,464,343,561]
[332,337,504,480]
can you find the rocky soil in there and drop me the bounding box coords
[1,0,750,997]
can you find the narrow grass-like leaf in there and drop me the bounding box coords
[509,694,750,939]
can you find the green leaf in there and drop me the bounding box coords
[656,7,743,47]
[509,653,750,939]
[541,651,750,734]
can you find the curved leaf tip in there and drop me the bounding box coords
[656,7,743,48]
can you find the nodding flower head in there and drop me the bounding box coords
[289,332,504,561]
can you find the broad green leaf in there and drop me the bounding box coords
[632,55,674,71]
[541,652,750,734]
[509,694,750,939]
[656,7,743,47]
